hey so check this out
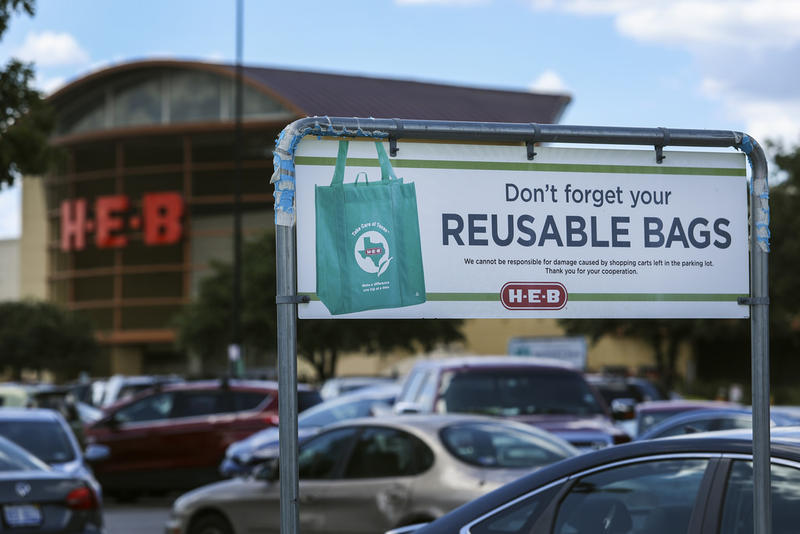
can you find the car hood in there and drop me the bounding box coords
[508,414,616,434]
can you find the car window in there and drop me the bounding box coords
[437,369,604,417]
[720,461,800,534]
[470,484,562,534]
[298,427,358,480]
[344,426,433,479]
[0,436,50,472]
[441,422,575,469]
[115,392,174,423]
[553,459,708,534]
[415,371,439,408]
[0,420,76,464]
[398,369,428,405]
[171,391,230,418]
[233,391,272,411]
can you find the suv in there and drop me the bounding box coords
[394,357,630,451]
[84,379,321,497]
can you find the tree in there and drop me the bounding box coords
[175,230,464,380]
[0,300,99,381]
[558,318,698,391]
[560,142,800,398]
[0,0,54,187]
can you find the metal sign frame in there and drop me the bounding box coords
[272,117,770,534]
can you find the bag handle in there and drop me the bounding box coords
[330,140,398,186]
[374,141,398,182]
[330,140,349,186]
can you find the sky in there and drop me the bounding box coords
[0,0,798,238]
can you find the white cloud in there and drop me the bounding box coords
[529,69,570,94]
[0,185,20,240]
[529,0,800,142]
[34,75,66,95]
[12,31,89,67]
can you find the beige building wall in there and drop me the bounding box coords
[19,176,47,300]
[334,317,692,382]
[0,239,19,301]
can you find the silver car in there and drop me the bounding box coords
[165,415,577,534]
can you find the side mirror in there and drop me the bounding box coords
[393,402,423,415]
[610,398,637,421]
[84,444,110,463]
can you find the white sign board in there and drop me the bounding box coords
[508,337,588,370]
[295,138,748,319]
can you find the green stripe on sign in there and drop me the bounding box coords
[300,292,745,303]
[568,293,745,302]
[295,156,746,177]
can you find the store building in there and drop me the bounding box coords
[24,59,612,376]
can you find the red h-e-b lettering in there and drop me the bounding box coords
[143,192,184,245]
[95,195,129,248]
[61,199,87,251]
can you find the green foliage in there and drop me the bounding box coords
[175,230,464,380]
[0,300,99,380]
[0,0,55,187]
[561,143,800,392]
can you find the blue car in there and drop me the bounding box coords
[635,407,800,441]
[220,383,399,476]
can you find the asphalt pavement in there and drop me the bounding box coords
[104,496,174,534]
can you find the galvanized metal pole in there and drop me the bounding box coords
[276,224,299,534]
[748,141,771,534]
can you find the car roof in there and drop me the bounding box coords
[0,408,65,422]
[409,356,577,372]
[322,413,569,439]
[636,399,738,412]
[418,427,800,534]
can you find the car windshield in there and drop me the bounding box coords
[440,422,576,468]
[437,369,605,417]
[0,420,76,464]
[0,436,50,472]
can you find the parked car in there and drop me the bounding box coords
[0,408,101,498]
[410,425,800,534]
[99,374,184,407]
[84,379,321,497]
[632,399,740,438]
[635,407,800,441]
[0,433,102,532]
[166,414,578,534]
[394,357,630,451]
[220,383,400,477]
[585,373,671,423]
[319,375,398,400]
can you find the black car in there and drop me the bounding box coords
[412,426,800,534]
[0,434,102,532]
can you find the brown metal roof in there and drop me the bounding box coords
[239,65,570,124]
[49,59,570,127]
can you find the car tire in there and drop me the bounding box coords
[189,513,233,534]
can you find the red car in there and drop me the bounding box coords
[84,379,321,498]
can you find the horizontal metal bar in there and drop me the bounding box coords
[276,295,310,304]
[293,117,745,148]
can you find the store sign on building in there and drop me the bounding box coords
[293,139,749,320]
[60,192,184,251]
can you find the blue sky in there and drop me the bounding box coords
[1,0,798,238]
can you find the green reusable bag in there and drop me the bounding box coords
[315,140,426,315]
